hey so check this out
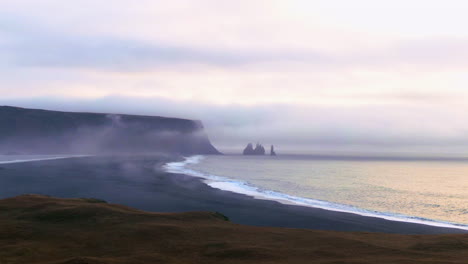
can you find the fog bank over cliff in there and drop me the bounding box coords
[0,106,220,155]
[4,96,468,155]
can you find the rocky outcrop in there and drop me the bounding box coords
[243,143,265,155]
[243,143,255,155]
[270,145,276,156]
[0,106,221,155]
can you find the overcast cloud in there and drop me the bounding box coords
[2,1,468,154]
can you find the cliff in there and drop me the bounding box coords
[0,106,221,155]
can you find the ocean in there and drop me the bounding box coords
[165,154,468,230]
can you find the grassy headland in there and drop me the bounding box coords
[0,194,467,264]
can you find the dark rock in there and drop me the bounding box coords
[243,143,265,155]
[254,143,265,155]
[270,145,276,156]
[243,143,255,155]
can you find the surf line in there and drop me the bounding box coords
[0,155,91,164]
[164,155,468,231]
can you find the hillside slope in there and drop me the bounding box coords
[0,195,467,264]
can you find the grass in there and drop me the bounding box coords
[0,194,467,264]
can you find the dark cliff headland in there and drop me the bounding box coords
[0,106,220,155]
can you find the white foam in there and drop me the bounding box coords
[164,155,468,231]
[0,155,90,164]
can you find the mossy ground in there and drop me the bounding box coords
[0,195,467,264]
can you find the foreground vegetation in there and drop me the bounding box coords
[0,195,467,264]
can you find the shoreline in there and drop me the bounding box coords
[165,155,468,232]
[0,155,466,234]
[0,154,91,164]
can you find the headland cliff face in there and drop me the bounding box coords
[0,106,221,155]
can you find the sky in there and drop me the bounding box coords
[2,0,468,154]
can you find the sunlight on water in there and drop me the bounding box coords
[186,154,468,225]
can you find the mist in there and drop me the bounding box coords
[3,96,468,155]
[0,106,219,155]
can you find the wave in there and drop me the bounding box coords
[164,155,468,231]
[0,155,90,164]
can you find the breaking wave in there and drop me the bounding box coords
[164,155,468,231]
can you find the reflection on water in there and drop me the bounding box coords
[188,154,468,225]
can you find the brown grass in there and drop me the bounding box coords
[0,194,467,264]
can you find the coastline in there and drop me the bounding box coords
[166,155,468,232]
[0,154,466,234]
[0,154,91,164]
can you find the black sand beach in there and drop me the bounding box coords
[0,155,466,234]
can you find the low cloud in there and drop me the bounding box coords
[0,17,331,71]
[2,1,468,155]
[3,96,468,154]
[3,15,468,73]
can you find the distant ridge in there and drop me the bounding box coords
[0,106,221,155]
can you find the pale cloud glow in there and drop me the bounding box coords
[2,0,468,153]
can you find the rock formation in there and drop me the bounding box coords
[254,143,266,155]
[270,145,276,156]
[243,143,255,155]
[243,143,266,155]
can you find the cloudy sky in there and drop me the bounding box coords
[2,0,468,154]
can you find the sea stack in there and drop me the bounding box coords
[270,145,276,156]
[243,143,255,155]
[243,143,265,155]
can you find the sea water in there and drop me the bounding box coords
[165,154,468,230]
